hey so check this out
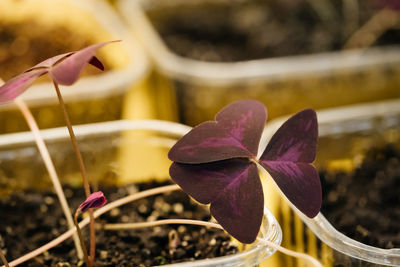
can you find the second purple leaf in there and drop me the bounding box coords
[259,109,321,218]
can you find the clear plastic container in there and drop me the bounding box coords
[0,120,282,266]
[261,99,400,266]
[117,0,400,126]
[0,0,149,133]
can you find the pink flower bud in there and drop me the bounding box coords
[79,191,107,212]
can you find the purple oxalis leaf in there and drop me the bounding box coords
[259,109,321,217]
[0,40,118,103]
[28,52,74,70]
[79,191,107,212]
[168,100,321,244]
[0,69,47,104]
[169,100,267,164]
[49,41,118,85]
[170,159,263,243]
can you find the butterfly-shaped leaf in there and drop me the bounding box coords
[49,41,118,85]
[169,100,267,164]
[170,159,263,243]
[169,100,321,244]
[259,109,321,218]
[0,41,118,104]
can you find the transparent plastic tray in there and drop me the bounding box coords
[0,120,282,267]
[262,99,400,266]
[118,0,400,126]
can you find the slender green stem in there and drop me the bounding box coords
[74,212,90,267]
[52,81,96,265]
[14,98,83,259]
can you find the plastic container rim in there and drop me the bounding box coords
[261,98,400,266]
[118,0,400,85]
[0,119,282,266]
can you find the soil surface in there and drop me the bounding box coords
[0,181,238,266]
[320,143,400,249]
[147,0,400,62]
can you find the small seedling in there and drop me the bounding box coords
[75,192,107,267]
[0,40,118,266]
[169,100,321,243]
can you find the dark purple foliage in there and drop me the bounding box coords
[0,41,118,104]
[79,191,107,212]
[169,100,266,163]
[169,100,321,244]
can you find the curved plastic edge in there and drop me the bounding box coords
[118,0,400,85]
[261,99,400,266]
[0,119,282,267]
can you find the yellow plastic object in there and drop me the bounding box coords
[119,71,178,184]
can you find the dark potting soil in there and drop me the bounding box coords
[320,143,400,249]
[147,0,400,62]
[0,181,238,266]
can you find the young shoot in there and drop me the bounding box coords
[0,40,119,265]
[74,192,107,267]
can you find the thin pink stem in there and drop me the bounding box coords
[52,81,95,265]
[73,211,90,267]
[52,81,91,197]
[2,185,180,267]
[0,249,9,267]
[14,98,83,259]
[103,219,223,231]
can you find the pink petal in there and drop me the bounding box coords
[49,40,119,85]
[0,69,48,104]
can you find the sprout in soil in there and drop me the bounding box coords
[168,100,321,244]
[0,40,119,267]
[0,77,83,259]
[75,192,107,267]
